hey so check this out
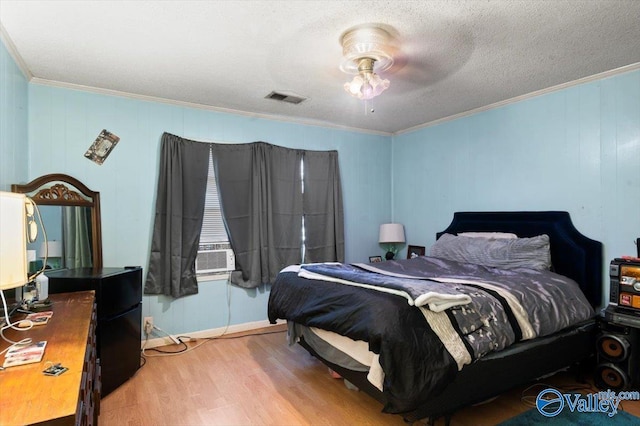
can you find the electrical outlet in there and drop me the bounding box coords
[143,316,154,335]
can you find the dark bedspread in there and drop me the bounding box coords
[267,256,594,413]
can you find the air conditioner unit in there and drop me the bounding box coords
[196,244,235,274]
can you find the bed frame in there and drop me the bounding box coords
[298,211,603,424]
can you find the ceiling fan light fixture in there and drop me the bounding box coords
[343,58,390,100]
[340,24,395,101]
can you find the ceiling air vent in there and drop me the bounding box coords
[265,91,307,105]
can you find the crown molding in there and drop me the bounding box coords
[9,32,638,139]
[395,62,640,136]
[28,77,392,137]
[0,21,33,80]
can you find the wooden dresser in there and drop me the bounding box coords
[0,291,100,425]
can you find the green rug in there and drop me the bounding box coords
[499,408,639,425]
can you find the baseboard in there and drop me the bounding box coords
[141,319,286,349]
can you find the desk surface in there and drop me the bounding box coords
[0,291,95,425]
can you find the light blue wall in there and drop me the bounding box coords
[25,84,392,334]
[392,70,640,304]
[0,39,28,190]
[4,34,639,334]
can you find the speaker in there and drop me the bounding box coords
[595,321,640,390]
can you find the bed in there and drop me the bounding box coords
[267,211,603,423]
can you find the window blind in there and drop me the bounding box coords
[200,152,228,244]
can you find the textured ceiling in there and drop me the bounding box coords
[1,1,639,134]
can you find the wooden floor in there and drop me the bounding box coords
[100,327,640,426]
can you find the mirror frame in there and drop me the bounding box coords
[12,173,103,269]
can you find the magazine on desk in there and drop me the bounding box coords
[25,311,53,326]
[2,341,47,368]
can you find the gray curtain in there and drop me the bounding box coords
[62,206,93,268]
[302,150,345,263]
[210,142,304,288]
[145,133,210,298]
[211,143,345,288]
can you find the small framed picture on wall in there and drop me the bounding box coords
[84,129,120,165]
[407,245,425,259]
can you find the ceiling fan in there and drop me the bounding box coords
[339,24,398,100]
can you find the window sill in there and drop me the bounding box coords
[196,272,231,282]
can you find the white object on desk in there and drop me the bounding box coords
[35,273,49,300]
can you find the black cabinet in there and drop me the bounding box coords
[47,267,142,396]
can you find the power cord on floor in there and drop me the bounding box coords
[140,276,232,359]
[141,323,286,358]
[139,277,285,361]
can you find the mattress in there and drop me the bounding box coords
[289,322,385,390]
[290,319,594,393]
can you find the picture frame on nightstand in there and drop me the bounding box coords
[369,256,383,263]
[407,245,426,259]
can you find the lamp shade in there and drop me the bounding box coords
[0,192,28,290]
[379,223,405,244]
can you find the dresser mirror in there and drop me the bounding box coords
[12,174,103,270]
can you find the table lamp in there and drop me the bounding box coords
[379,223,405,260]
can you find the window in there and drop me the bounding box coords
[145,134,343,295]
[198,143,343,287]
[197,154,308,274]
[200,152,228,245]
[196,152,234,275]
[300,157,306,261]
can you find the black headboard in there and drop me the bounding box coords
[436,211,603,308]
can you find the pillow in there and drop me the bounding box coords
[430,233,552,271]
[457,232,518,239]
